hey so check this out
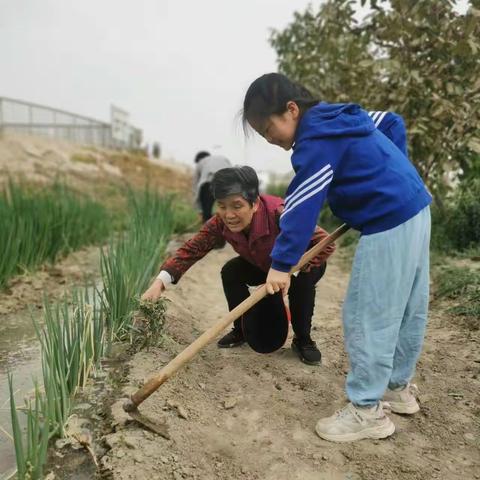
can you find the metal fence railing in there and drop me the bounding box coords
[0,96,142,150]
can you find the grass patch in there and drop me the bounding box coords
[6,184,195,478]
[433,264,480,330]
[101,189,176,341]
[265,181,289,198]
[131,298,168,350]
[34,288,105,436]
[0,180,110,289]
[8,377,50,480]
[70,153,97,165]
[172,198,201,233]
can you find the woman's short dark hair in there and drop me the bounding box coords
[242,73,318,130]
[211,166,259,205]
[194,151,210,163]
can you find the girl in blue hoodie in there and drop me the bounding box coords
[243,73,432,443]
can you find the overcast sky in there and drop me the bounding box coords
[0,0,330,173]
[0,0,470,174]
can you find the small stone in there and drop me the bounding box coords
[322,454,329,461]
[55,438,72,449]
[275,383,282,390]
[199,383,206,390]
[116,449,126,458]
[241,466,248,474]
[124,436,137,449]
[224,398,237,410]
[342,451,353,460]
[160,456,169,464]
[177,406,189,419]
[172,454,179,462]
[173,472,183,480]
[44,472,56,480]
[418,394,432,404]
[464,433,476,442]
[73,403,92,412]
[134,453,143,463]
[167,399,179,408]
[447,392,464,399]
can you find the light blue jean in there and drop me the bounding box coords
[343,206,431,406]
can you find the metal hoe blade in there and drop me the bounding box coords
[124,398,170,439]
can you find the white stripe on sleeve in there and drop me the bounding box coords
[284,169,333,209]
[374,111,388,127]
[280,175,334,219]
[285,164,331,206]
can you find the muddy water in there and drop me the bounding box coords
[0,309,43,479]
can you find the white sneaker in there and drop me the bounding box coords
[383,383,420,414]
[315,402,395,443]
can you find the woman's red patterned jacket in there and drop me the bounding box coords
[160,194,336,283]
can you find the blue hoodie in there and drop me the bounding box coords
[270,103,432,273]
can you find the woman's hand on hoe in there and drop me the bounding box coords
[265,268,290,296]
[141,278,165,302]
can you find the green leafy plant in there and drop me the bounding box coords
[131,298,168,350]
[34,289,105,435]
[8,376,51,480]
[0,180,110,288]
[434,265,480,329]
[8,186,178,476]
[101,188,176,340]
[266,182,289,198]
[270,0,480,201]
[172,198,201,233]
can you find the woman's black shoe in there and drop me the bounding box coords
[217,329,245,348]
[291,337,322,365]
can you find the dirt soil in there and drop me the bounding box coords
[0,133,192,202]
[100,246,480,480]
[0,245,101,316]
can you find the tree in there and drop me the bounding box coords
[270,0,480,199]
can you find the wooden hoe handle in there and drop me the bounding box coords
[126,223,350,409]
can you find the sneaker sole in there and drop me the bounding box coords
[315,418,395,443]
[384,400,420,415]
[291,343,321,366]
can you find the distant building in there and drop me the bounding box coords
[0,96,142,150]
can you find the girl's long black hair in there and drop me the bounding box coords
[242,73,318,130]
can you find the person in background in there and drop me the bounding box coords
[193,151,231,222]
